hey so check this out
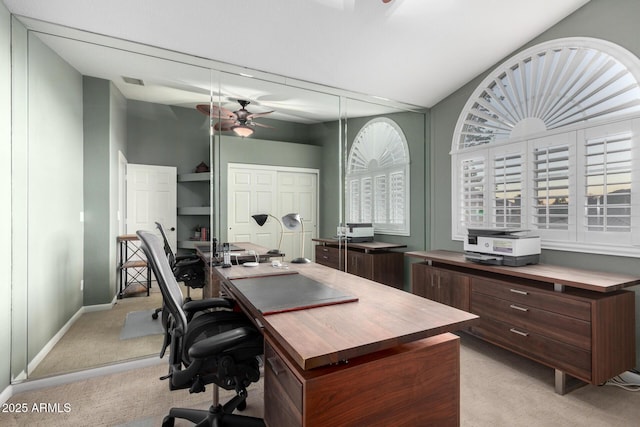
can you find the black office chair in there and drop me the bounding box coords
[137,230,265,427]
[152,222,206,320]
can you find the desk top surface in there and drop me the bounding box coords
[405,249,640,292]
[217,261,478,370]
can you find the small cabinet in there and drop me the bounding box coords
[411,263,470,311]
[313,240,405,289]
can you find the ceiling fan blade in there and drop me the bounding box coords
[246,110,274,120]
[250,121,275,129]
[196,104,237,120]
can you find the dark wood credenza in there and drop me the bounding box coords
[406,250,639,394]
[312,238,405,288]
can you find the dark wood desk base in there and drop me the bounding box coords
[264,332,460,427]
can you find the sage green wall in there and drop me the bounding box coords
[26,33,84,370]
[0,0,12,392]
[83,77,127,305]
[83,77,111,305]
[10,14,28,383]
[430,0,640,366]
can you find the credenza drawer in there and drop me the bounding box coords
[472,277,591,321]
[471,291,591,350]
[470,317,592,381]
[264,340,302,426]
[315,246,341,269]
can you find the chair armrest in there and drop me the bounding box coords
[188,327,257,359]
[183,298,234,313]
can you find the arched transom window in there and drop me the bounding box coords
[347,117,410,235]
[451,37,640,257]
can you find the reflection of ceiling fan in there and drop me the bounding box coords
[196,99,274,137]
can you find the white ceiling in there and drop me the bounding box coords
[4,0,590,113]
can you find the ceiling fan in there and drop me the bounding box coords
[196,99,274,137]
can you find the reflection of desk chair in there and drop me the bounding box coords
[138,230,265,427]
[153,222,205,320]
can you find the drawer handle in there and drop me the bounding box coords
[266,356,285,376]
[509,328,529,337]
[322,256,329,259]
[509,288,528,296]
[509,304,529,312]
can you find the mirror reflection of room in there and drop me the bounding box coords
[12,23,424,381]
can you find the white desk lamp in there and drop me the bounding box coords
[282,213,311,263]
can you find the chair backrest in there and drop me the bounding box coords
[137,230,188,341]
[155,222,176,266]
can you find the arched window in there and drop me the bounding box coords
[347,118,410,235]
[451,37,640,257]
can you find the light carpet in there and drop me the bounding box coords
[2,333,638,426]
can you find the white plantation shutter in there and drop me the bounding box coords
[349,179,360,223]
[452,38,640,256]
[375,175,387,223]
[531,144,571,231]
[346,118,410,235]
[492,153,523,228]
[361,177,372,223]
[460,156,486,230]
[390,171,404,224]
[584,132,632,232]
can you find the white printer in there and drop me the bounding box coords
[336,223,374,242]
[464,228,540,266]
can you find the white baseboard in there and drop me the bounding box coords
[0,384,13,405]
[15,356,164,395]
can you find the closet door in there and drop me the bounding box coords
[227,164,318,260]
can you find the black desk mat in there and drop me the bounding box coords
[230,274,358,315]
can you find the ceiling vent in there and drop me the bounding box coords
[122,76,144,86]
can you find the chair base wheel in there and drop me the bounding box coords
[162,415,174,427]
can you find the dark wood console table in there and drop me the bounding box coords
[312,238,406,288]
[406,250,639,394]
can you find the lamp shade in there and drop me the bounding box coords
[251,214,268,227]
[232,124,254,137]
[282,213,302,230]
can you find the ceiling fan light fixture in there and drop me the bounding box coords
[232,124,254,137]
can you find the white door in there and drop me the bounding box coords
[126,164,177,250]
[227,164,318,261]
[278,171,317,262]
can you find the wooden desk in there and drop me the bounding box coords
[214,261,478,426]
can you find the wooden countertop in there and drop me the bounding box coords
[406,249,640,293]
[313,237,406,252]
[218,261,478,371]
